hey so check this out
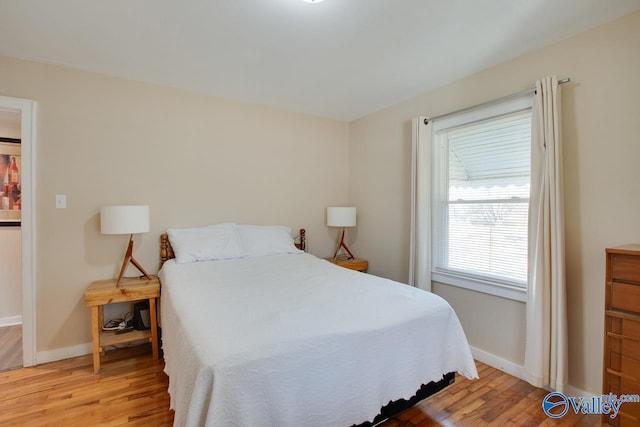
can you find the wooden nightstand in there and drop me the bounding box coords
[84,275,160,374]
[326,257,368,272]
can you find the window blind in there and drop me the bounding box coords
[434,110,531,286]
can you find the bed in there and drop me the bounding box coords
[158,224,478,426]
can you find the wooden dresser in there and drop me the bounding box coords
[604,245,640,426]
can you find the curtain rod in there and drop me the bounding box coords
[424,77,571,125]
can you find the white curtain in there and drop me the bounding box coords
[524,76,568,392]
[409,117,432,291]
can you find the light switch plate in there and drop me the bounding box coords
[55,194,67,209]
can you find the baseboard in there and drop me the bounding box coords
[565,384,595,398]
[470,345,525,380]
[470,345,595,397]
[36,342,92,365]
[0,316,22,327]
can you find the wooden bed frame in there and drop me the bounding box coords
[158,227,453,425]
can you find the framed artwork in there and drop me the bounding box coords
[0,137,21,226]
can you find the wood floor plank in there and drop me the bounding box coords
[0,348,608,426]
[0,324,22,372]
[386,363,605,427]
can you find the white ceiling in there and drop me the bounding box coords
[1,0,639,121]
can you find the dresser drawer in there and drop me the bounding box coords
[612,282,640,313]
[619,405,640,426]
[610,318,640,358]
[623,318,640,340]
[610,375,640,396]
[610,356,640,385]
[609,373,640,427]
[612,253,640,284]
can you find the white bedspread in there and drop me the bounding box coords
[160,253,477,427]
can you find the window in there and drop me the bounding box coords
[430,97,532,301]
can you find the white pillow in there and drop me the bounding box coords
[167,223,246,263]
[238,224,302,257]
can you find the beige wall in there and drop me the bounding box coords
[0,227,21,321]
[349,11,640,394]
[0,111,21,139]
[0,126,20,139]
[0,55,349,353]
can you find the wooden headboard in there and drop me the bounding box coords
[160,233,175,267]
[160,228,306,268]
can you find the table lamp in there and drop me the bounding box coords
[327,206,357,260]
[100,205,151,287]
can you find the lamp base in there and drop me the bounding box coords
[116,234,151,287]
[333,227,355,260]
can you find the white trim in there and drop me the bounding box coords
[0,96,37,368]
[430,96,533,302]
[0,316,23,327]
[470,345,525,380]
[432,96,533,132]
[470,345,596,397]
[36,342,92,365]
[433,272,527,302]
[565,384,596,399]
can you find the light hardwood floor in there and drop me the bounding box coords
[0,324,22,372]
[0,345,605,426]
[0,344,170,426]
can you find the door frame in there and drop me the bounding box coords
[0,96,37,367]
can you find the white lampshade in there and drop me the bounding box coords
[100,205,150,235]
[327,207,356,227]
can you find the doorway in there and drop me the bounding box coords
[0,96,36,368]
[0,110,22,371]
